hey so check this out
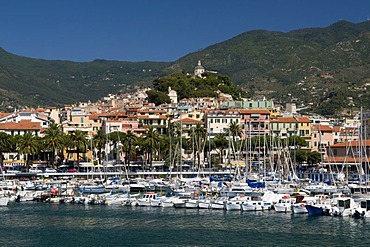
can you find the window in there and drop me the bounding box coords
[222,119,227,123]
[314,141,317,147]
[215,119,220,123]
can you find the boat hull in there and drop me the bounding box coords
[293,204,308,214]
[0,197,9,206]
[306,205,323,215]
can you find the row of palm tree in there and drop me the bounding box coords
[0,121,313,172]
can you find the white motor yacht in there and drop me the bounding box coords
[137,192,158,207]
[226,195,251,211]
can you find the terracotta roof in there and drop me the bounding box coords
[174,118,201,123]
[295,116,311,123]
[239,109,270,114]
[333,126,341,132]
[0,120,42,130]
[312,124,333,132]
[271,116,311,123]
[89,113,100,120]
[0,112,12,118]
[330,139,370,148]
[270,117,296,123]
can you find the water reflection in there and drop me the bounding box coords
[1,202,370,246]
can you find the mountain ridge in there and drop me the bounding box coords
[1,20,370,115]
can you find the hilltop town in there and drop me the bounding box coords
[0,61,368,176]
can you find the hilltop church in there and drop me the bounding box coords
[194,60,205,77]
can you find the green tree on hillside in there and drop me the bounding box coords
[147,90,171,105]
[152,71,245,101]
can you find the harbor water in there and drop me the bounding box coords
[1,202,370,246]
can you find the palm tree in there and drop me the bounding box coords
[193,123,207,169]
[213,133,228,164]
[122,130,137,170]
[69,130,88,169]
[0,132,13,169]
[141,126,159,170]
[16,132,41,171]
[93,129,107,165]
[43,123,64,168]
[229,121,242,160]
[57,132,70,166]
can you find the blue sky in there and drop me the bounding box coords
[1,0,369,62]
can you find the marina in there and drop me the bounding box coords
[1,200,370,246]
[1,144,370,246]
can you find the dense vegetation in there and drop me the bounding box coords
[173,20,370,115]
[0,123,320,171]
[148,71,246,105]
[0,48,169,110]
[1,20,370,115]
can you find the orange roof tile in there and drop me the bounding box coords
[239,109,270,114]
[330,139,370,148]
[0,112,12,118]
[270,117,296,123]
[174,118,201,123]
[333,126,341,132]
[0,120,42,130]
[312,124,333,132]
[295,116,311,123]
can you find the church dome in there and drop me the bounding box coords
[194,60,205,77]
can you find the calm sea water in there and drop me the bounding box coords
[1,202,370,247]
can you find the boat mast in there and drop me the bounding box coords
[244,125,248,177]
[228,129,231,178]
[362,106,369,192]
[208,127,211,178]
[179,112,183,179]
[169,120,172,179]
